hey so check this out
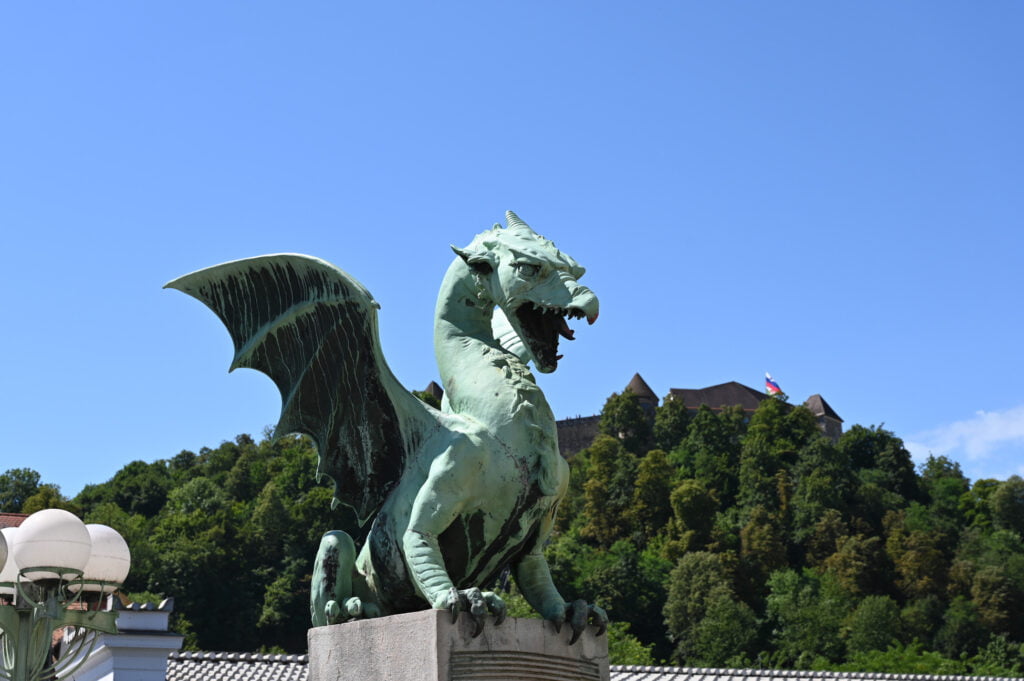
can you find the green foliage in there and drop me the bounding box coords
[598,390,653,455]
[0,381,1009,671]
[629,449,674,539]
[606,621,657,665]
[411,389,441,409]
[664,551,736,663]
[653,396,690,453]
[0,467,41,512]
[579,436,637,547]
[845,595,902,655]
[21,483,77,514]
[990,475,1024,535]
[821,641,967,675]
[765,568,851,666]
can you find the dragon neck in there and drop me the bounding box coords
[433,258,562,494]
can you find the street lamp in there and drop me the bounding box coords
[0,509,131,681]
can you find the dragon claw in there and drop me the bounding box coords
[441,587,506,637]
[563,600,608,644]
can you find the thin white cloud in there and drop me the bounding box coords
[906,404,1024,465]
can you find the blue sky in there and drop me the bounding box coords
[2,3,1021,497]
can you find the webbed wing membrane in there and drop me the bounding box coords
[166,254,438,524]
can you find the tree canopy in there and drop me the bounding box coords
[4,385,1024,674]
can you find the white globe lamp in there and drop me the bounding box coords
[11,508,92,581]
[76,524,131,592]
[0,527,18,595]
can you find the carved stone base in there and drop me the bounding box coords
[308,610,609,681]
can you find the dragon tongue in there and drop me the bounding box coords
[558,316,575,340]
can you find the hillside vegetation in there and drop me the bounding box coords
[2,390,1023,674]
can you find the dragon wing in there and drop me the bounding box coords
[166,254,440,524]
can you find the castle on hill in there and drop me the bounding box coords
[422,373,842,457]
[555,373,843,456]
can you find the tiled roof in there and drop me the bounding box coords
[166,655,1016,681]
[168,652,309,681]
[668,381,768,412]
[608,666,1011,681]
[0,513,27,529]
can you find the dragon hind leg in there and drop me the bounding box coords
[311,530,377,625]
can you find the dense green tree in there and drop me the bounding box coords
[920,455,969,521]
[990,475,1024,535]
[765,568,851,667]
[21,484,76,514]
[901,596,945,649]
[846,595,902,656]
[653,396,690,453]
[27,382,1024,668]
[822,533,887,598]
[110,460,173,516]
[664,551,739,664]
[961,478,1000,529]
[885,510,949,600]
[738,505,788,604]
[578,540,671,660]
[629,449,674,540]
[689,586,760,666]
[839,425,919,503]
[0,468,41,512]
[579,435,637,547]
[790,437,853,545]
[680,405,744,505]
[935,596,987,658]
[598,390,653,455]
[737,433,782,513]
[667,478,719,556]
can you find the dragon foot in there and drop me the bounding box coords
[312,530,363,626]
[324,596,380,623]
[443,587,506,637]
[552,599,608,644]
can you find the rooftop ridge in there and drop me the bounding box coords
[608,666,1010,681]
[170,651,309,663]
[167,655,1016,681]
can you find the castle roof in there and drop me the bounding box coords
[805,393,843,422]
[625,373,657,401]
[668,381,766,412]
[423,381,444,401]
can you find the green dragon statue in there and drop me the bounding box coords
[166,211,607,641]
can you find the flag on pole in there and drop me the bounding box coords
[765,373,782,395]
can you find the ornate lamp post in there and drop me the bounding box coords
[0,509,131,681]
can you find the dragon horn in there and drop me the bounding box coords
[505,211,534,233]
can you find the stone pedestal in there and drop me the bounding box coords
[308,610,609,681]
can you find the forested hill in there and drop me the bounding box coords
[2,390,1024,674]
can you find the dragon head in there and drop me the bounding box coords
[453,211,599,374]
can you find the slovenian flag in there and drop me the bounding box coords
[765,373,782,395]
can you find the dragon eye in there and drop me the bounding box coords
[515,263,540,277]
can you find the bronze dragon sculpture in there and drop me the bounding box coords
[167,211,607,641]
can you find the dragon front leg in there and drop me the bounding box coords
[403,442,506,636]
[404,529,507,637]
[515,546,608,644]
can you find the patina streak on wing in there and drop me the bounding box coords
[165,255,406,522]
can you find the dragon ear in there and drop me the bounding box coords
[451,245,496,275]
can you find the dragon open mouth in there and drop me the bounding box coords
[514,304,585,371]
